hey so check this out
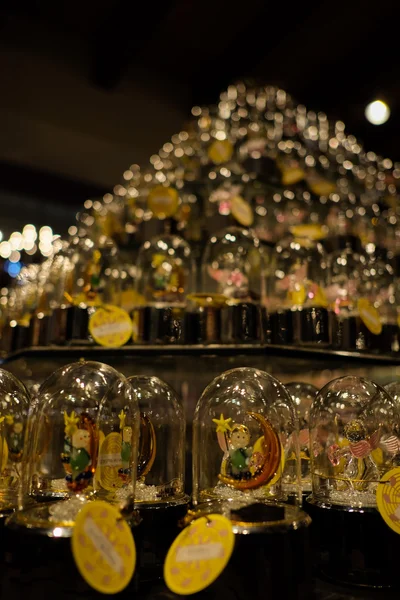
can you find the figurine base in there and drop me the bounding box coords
[305,497,400,588]
[221,303,264,344]
[268,307,330,346]
[132,305,185,344]
[66,305,91,344]
[2,514,138,599]
[331,314,376,352]
[190,501,313,600]
[49,307,69,344]
[134,497,189,584]
[185,306,222,344]
[29,314,52,347]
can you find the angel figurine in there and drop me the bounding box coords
[61,411,96,492]
[212,412,281,491]
[327,419,400,491]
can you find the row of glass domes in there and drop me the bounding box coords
[0,364,399,534]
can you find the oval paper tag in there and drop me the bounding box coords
[231,196,254,227]
[89,305,133,347]
[377,467,400,535]
[290,224,327,241]
[281,166,305,186]
[72,501,136,594]
[357,298,382,335]
[208,140,233,165]
[164,514,234,595]
[148,185,179,218]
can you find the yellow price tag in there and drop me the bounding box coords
[357,298,382,335]
[290,224,327,241]
[281,166,305,186]
[377,467,400,535]
[89,305,133,347]
[306,174,336,197]
[72,501,136,594]
[164,514,234,595]
[148,185,179,219]
[208,140,233,165]
[231,196,254,227]
[288,286,307,306]
[313,286,328,308]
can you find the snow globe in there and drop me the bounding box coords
[328,245,372,351]
[127,375,188,582]
[65,230,121,344]
[4,360,141,597]
[268,226,330,346]
[0,369,30,517]
[132,234,195,344]
[190,367,312,598]
[306,375,400,587]
[199,227,267,343]
[9,360,139,532]
[285,382,318,495]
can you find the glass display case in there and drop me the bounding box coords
[285,381,318,494]
[306,375,400,587]
[132,234,195,344]
[0,369,30,517]
[192,367,300,506]
[127,375,188,582]
[9,360,139,533]
[197,227,267,343]
[268,227,329,346]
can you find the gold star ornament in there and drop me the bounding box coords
[64,410,79,438]
[119,409,127,430]
[212,414,233,433]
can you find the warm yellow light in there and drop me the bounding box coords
[365,100,390,125]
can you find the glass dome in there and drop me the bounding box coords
[68,233,121,308]
[192,368,300,506]
[201,226,265,302]
[133,234,195,344]
[135,234,195,305]
[285,382,319,492]
[363,255,398,353]
[310,376,400,508]
[0,369,30,515]
[126,376,186,506]
[327,246,368,350]
[385,381,400,405]
[14,360,139,532]
[268,228,329,345]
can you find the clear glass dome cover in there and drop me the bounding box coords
[201,227,266,302]
[68,233,121,307]
[270,231,328,312]
[385,381,400,404]
[0,369,30,514]
[43,242,75,310]
[327,247,366,313]
[310,376,400,509]
[127,376,186,505]
[135,234,195,305]
[193,368,300,506]
[16,360,140,531]
[285,382,319,492]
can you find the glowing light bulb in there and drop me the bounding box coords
[365,100,390,125]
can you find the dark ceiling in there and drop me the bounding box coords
[0,0,399,232]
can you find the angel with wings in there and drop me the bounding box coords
[327,418,400,490]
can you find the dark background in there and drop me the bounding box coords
[0,0,399,235]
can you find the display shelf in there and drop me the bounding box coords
[134,578,399,600]
[3,343,400,365]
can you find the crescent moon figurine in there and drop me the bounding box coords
[137,413,157,479]
[218,411,281,490]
